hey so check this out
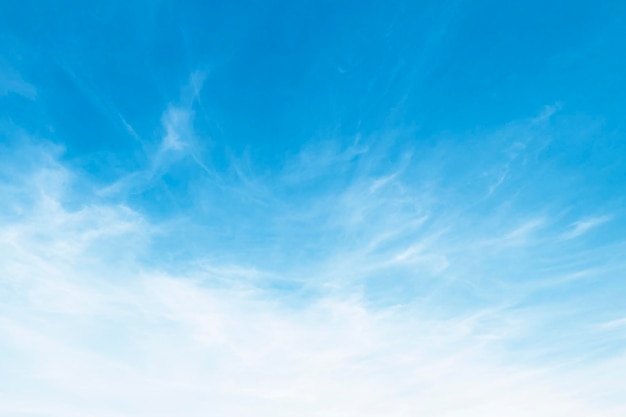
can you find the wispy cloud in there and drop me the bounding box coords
[563,215,613,240]
[2,101,626,415]
[599,317,626,331]
[0,63,36,100]
[1,0,625,411]
[160,105,193,152]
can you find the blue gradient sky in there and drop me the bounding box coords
[1,1,626,416]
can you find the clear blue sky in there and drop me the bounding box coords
[1,1,625,415]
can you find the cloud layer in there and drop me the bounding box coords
[1,1,626,414]
[1,105,625,416]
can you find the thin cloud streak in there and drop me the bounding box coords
[563,215,613,240]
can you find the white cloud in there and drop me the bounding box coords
[161,105,193,152]
[1,262,624,416]
[1,111,626,416]
[563,215,612,239]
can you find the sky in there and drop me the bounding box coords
[1,0,626,416]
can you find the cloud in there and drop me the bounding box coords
[1,105,625,416]
[160,105,193,153]
[99,74,215,198]
[0,64,36,100]
[599,317,626,331]
[563,215,612,240]
[1,221,624,417]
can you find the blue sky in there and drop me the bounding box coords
[1,0,626,415]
